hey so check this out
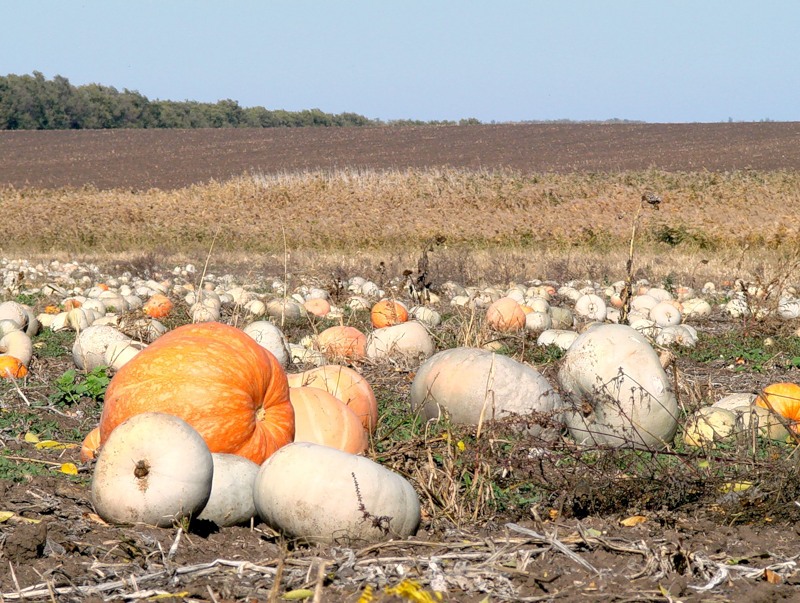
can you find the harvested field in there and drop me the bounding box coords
[2,122,800,190]
[3,123,800,602]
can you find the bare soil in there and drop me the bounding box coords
[3,123,800,601]
[2,122,800,189]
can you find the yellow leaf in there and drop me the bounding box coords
[34,440,78,450]
[620,515,648,527]
[60,463,79,476]
[24,432,40,443]
[0,511,15,522]
[719,481,753,493]
[148,593,190,601]
[282,589,314,600]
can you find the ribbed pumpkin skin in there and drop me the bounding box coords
[287,365,378,433]
[289,387,368,454]
[99,322,294,464]
[755,382,800,432]
[370,300,409,329]
[316,326,367,359]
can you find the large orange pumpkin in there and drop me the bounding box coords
[287,365,378,433]
[99,322,294,464]
[316,326,367,360]
[289,386,368,454]
[370,299,409,329]
[755,382,800,433]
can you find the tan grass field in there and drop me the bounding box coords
[4,167,800,286]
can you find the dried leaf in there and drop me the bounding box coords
[35,440,78,450]
[84,512,108,525]
[148,593,190,600]
[60,462,79,475]
[282,589,314,600]
[620,515,648,527]
[0,511,15,522]
[764,569,782,584]
[23,431,40,443]
[719,481,753,493]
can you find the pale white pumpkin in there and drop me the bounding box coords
[0,329,33,366]
[90,412,213,527]
[72,325,130,370]
[536,329,579,351]
[365,321,434,361]
[574,293,607,322]
[196,453,259,527]
[683,406,736,448]
[253,442,420,545]
[243,320,291,366]
[558,324,679,449]
[410,347,562,438]
[104,339,147,371]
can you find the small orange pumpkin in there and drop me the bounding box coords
[0,356,27,379]
[99,322,294,464]
[316,326,367,360]
[80,426,101,462]
[289,386,368,454]
[44,305,61,314]
[486,297,526,332]
[287,365,378,433]
[370,299,409,329]
[755,382,800,433]
[96,283,110,292]
[142,294,174,319]
[64,298,82,311]
[304,298,331,318]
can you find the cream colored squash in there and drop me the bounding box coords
[253,442,420,545]
[90,412,213,527]
[365,321,434,361]
[196,453,259,527]
[410,347,562,439]
[558,324,679,449]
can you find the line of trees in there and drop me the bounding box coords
[0,72,390,130]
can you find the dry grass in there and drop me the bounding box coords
[4,167,800,288]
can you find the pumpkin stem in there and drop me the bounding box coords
[134,459,150,479]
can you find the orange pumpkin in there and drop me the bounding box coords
[80,426,101,462]
[99,322,294,464]
[304,298,331,318]
[44,305,61,315]
[486,297,526,332]
[755,382,800,432]
[316,326,367,360]
[287,365,378,433]
[142,294,174,319]
[370,299,409,329]
[64,298,82,311]
[0,356,27,379]
[289,387,368,454]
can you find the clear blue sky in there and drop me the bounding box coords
[2,1,798,123]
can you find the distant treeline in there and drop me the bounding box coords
[1,72,484,130]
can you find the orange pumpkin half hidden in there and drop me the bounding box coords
[99,322,294,464]
[755,382,800,432]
